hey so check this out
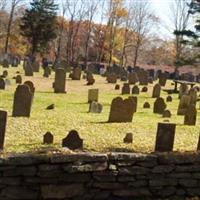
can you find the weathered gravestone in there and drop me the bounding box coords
[184,104,197,126]
[107,73,117,83]
[86,73,95,85]
[89,101,103,113]
[153,97,166,114]
[121,83,130,95]
[12,84,33,117]
[189,88,197,105]
[72,67,81,80]
[88,89,99,103]
[115,84,120,90]
[16,75,22,84]
[179,83,188,99]
[43,132,54,144]
[0,78,5,90]
[138,70,148,85]
[24,81,35,95]
[24,59,33,76]
[141,86,148,92]
[54,68,66,93]
[162,110,171,118]
[177,95,191,115]
[123,133,133,143]
[43,67,51,78]
[0,110,7,150]
[128,72,138,84]
[2,59,9,68]
[132,85,140,95]
[2,70,8,78]
[166,95,172,102]
[32,60,40,72]
[143,102,150,108]
[155,123,176,152]
[158,73,167,86]
[108,97,135,123]
[62,130,83,150]
[152,83,161,98]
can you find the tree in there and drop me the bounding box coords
[20,0,58,56]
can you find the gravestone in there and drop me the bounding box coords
[0,78,5,90]
[121,83,130,95]
[128,72,138,84]
[155,123,176,152]
[143,102,150,108]
[132,85,140,95]
[24,81,35,95]
[138,70,148,85]
[166,95,172,102]
[189,88,197,105]
[179,83,188,99]
[86,73,95,85]
[89,101,103,113]
[152,84,161,98]
[162,110,171,118]
[88,89,99,103]
[128,96,137,113]
[107,73,117,83]
[16,75,22,84]
[177,95,191,115]
[43,132,54,144]
[43,67,51,78]
[24,59,33,76]
[123,133,133,143]
[46,104,55,110]
[141,86,148,92]
[148,77,153,84]
[158,73,167,86]
[2,70,8,78]
[115,84,120,90]
[184,104,197,126]
[108,97,135,123]
[153,97,166,114]
[72,67,81,80]
[2,59,9,68]
[12,84,33,117]
[32,60,40,72]
[0,110,7,150]
[54,68,66,93]
[62,130,83,150]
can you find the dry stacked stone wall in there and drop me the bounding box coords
[0,152,200,199]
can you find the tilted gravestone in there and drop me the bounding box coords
[121,83,130,95]
[0,78,5,90]
[155,123,176,152]
[123,133,133,143]
[128,72,138,84]
[43,132,54,144]
[71,67,81,80]
[132,85,140,95]
[108,97,135,123]
[88,89,99,103]
[177,95,191,115]
[89,101,103,113]
[16,75,22,84]
[158,73,167,86]
[54,68,66,93]
[0,110,7,150]
[152,83,161,98]
[12,84,33,117]
[153,97,166,114]
[184,104,197,126]
[62,130,83,150]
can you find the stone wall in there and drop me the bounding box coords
[0,152,200,199]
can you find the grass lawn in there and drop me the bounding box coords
[0,65,199,153]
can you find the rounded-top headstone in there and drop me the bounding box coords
[166,95,172,102]
[143,102,150,109]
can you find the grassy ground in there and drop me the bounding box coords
[0,65,199,153]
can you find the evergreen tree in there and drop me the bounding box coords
[20,0,58,55]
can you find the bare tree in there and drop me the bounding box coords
[129,0,158,67]
[170,0,190,64]
[4,0,23,54]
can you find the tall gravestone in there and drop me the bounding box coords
[179,83,188,99]
[128,96,137,113]
[54,68,66,93]
[177,95,191,115]
[12,84,33,117]
[159,73,167,87]
[152,83,161,98]
[138,70,148,86]
[153,97,166,114]
[189,88,197,105]
[184,104,197,126]
[0,110,7,150]
[88,89,99,103]
[108,97,135,122]
[24,59,33,76]
[155,123,176,152]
